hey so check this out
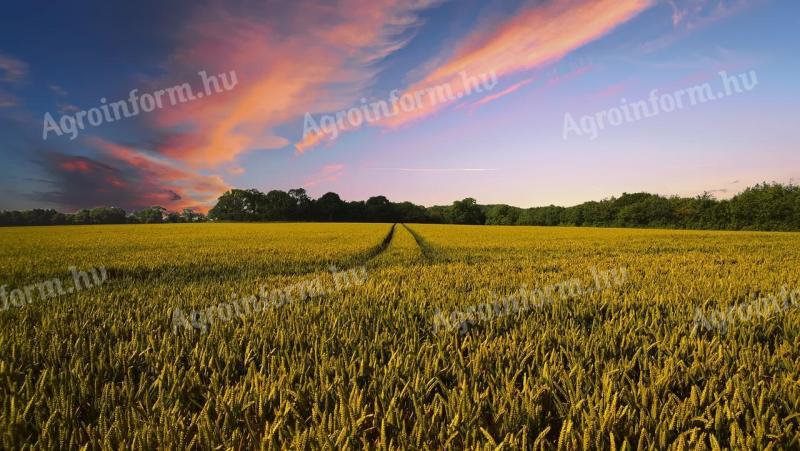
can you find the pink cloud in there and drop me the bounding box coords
[59,159,92,173]
[149,0,440,167]
[303,164,346,188]
[40,1,444,210]
[466,77,536,111]
[294,0,652,150]
[377,0,651,128]
[588,80,630,102]
[88,138,230,212]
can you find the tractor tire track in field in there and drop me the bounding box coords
[106,224,397,283]
[360,223,396,263]
[401,224,435,262]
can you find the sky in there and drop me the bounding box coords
[0,0,797,212]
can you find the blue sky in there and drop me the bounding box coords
[0,0,797,212]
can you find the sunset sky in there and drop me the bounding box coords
[0,0,797,212]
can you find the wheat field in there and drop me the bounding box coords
[1,223,799,449]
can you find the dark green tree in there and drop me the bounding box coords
[447,198,484,224]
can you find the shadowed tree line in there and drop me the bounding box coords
[2,183,799,231]
[0,206,206,226]
[207,189,430,223]
[482,182,800,231]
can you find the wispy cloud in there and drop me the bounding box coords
[466,77,536,111]
[0,52,27,84]
[34,137,230,212]
[151,0,441,167]
[0,52,27,108]
[667,0,688,27]
[639,0,757,53]
[681,0,754,31]
[0,90,16,108]
[294,0,652,152]
[27,0,443,210]
[377,0,652,129]
[49,84,68,96]
[369,167,498,172]
[57,103,80,114]
[303,163,346,187]
[89,138,229,211]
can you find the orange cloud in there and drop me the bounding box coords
[376,0,652,129]
[152,0,440,167]
[466,77,536,111]
[292,0,651,150]
[41,1,442,210]
[89,138,230,212]
[59,159,92,173]
[295,128,333,155]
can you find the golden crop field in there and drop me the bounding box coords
[1,223,799,449]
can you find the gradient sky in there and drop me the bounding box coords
[0,0,797,212]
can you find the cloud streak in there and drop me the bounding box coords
[303,164,346,188]
[466,77,536,111]
[33,138,230,213]
[151,0,441,167]
[24,0,443,210]
[378,0,652,128]
[370,167,498,172]
[296,0,652,150]
[640,0,756,53]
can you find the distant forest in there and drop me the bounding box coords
[2,182,799,231]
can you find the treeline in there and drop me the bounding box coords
[2,182,799,231]
[206,183,800,231]
[0,206,206,226]
[208,189,429,222]
[482,182,800,231]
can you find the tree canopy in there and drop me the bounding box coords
[3,182,800,231]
